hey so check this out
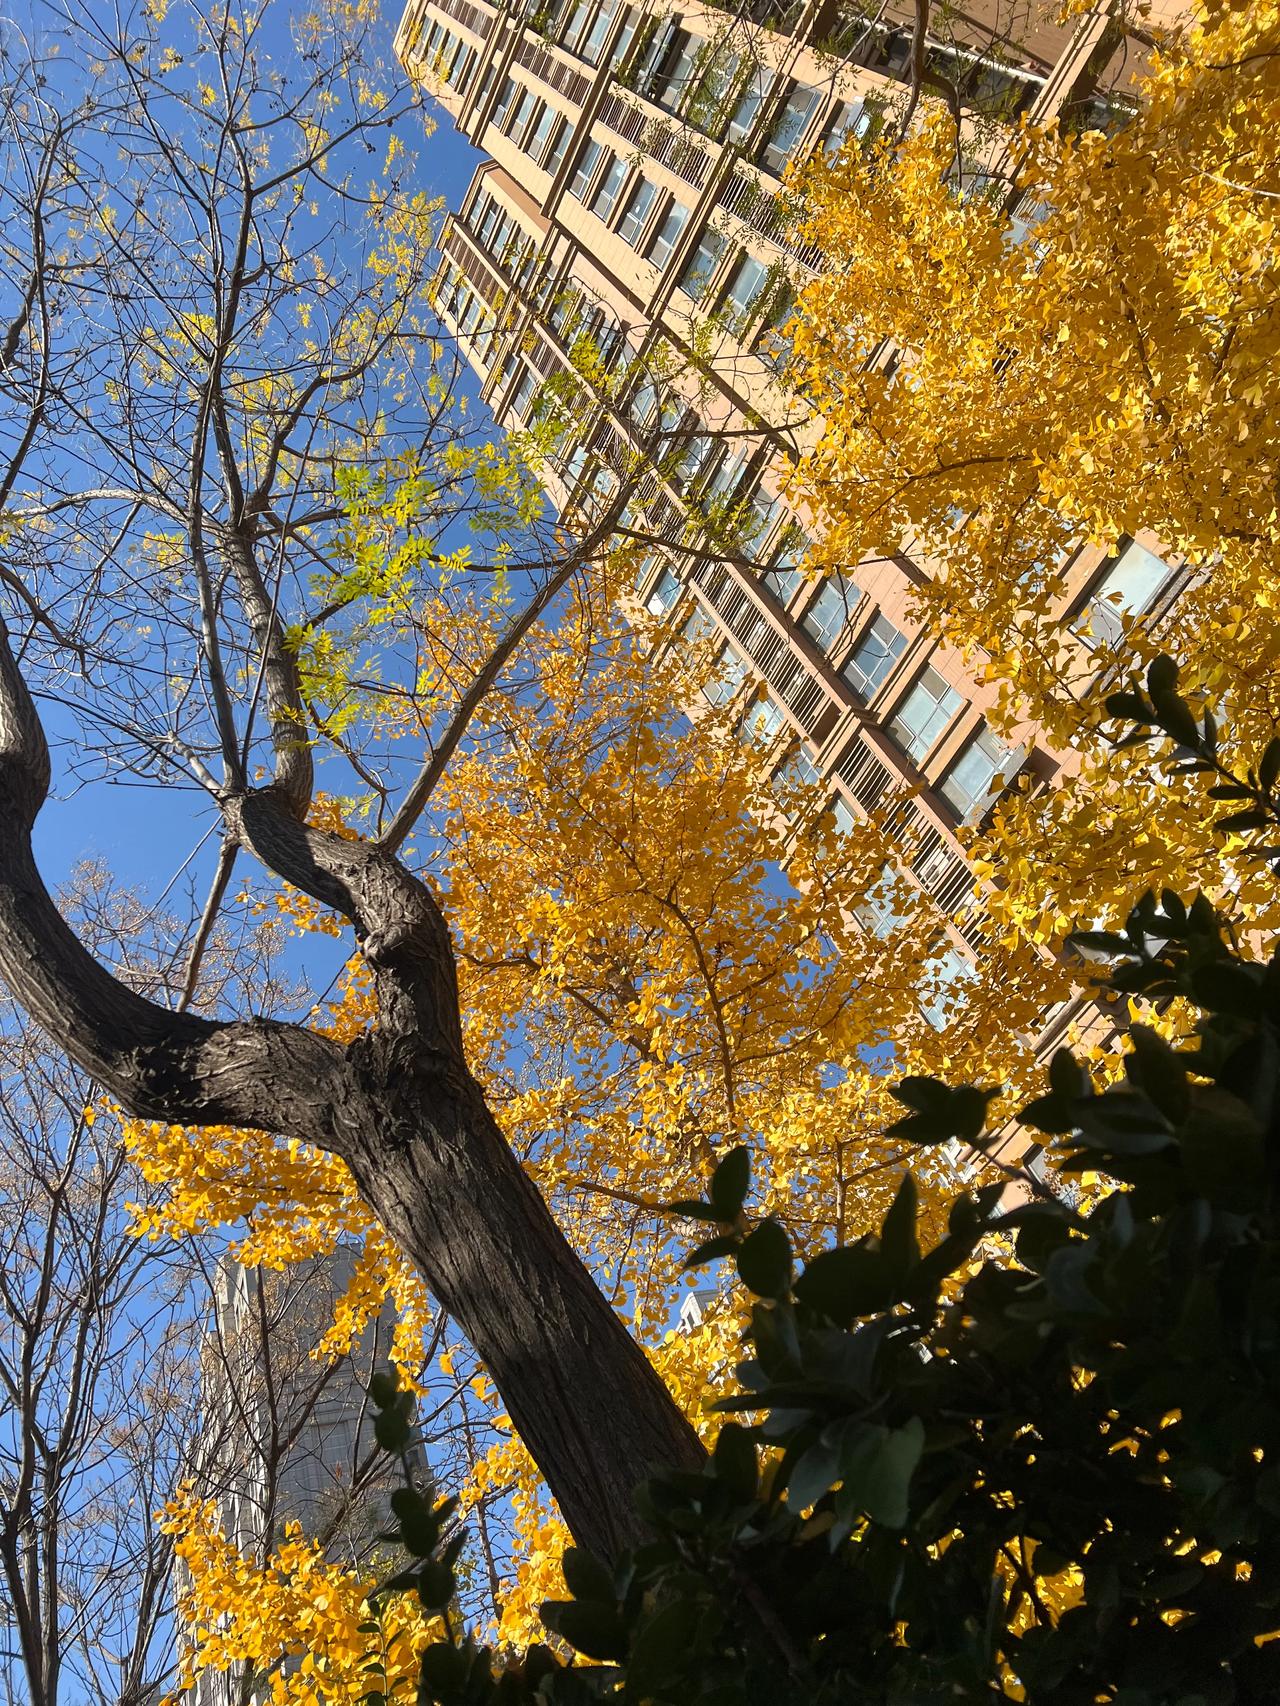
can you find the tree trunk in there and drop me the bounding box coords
[340,1038,704,1560]
[0,631,705,1563]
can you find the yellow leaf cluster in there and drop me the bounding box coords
[165,1491,440,1704]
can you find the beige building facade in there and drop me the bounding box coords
[394,0,1188,1152]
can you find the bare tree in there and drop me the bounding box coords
[0,0,699,1567]
[0,927,197,1706]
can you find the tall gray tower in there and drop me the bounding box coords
[185,1247,424,1704]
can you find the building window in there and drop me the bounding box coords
[704,645,747,708]
[507,365,537,420]
[763,528,805,607]
[728,68,772,144]
[737,488,781,554]
[645,567,681,616]
[568,138,604,203]
[646,197,690,268]
[680,604,716,648]
[940,725,1018,820]
[543,116,572,177]
[617,178,658,247]
[830,795,856,837]
[801,574,859,654]
[1077,539,1171,648]
[692,43,741,132]
[743,692,784,747]
[920,945,976,1030]
[824,97,878,156]
[722,254,772,331]
[634,24,701,112]
[673,430,716,491]
[526,103,557,161]
[888,666,963,764]
[591,155,627,220]
[757,281,795,372]
[772,742,820,797]
[679,227,727,301]
[759,82,820,176]
[702,450,747,510]
[578,0,615,64]
[843,613,907,700]
[854,863,910,939]
[630,376,661,428]
[610,11,637,68]
[508,87,538,141]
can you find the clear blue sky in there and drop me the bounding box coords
[31,5,487,1003]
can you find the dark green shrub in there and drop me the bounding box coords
[369,659,1280,1704]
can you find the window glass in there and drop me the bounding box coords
[508,366,536,420]
[591,155,627,219]
[824,97,875,156]
[527,103,556,160]
[1079,540,1169,647]
[646,567,681,615]
[696,45,740,128]
[743,693,784,747]
[771,743,820,796]
[646,198,690,267]
[630,376,661,426]
[921,946,976,1030]
[543,116,571,176]
[704,644,747,707]
[940,725,1016,819]
[801,574,858,654]
[580,1,614,63]
[674,431,715,490]
[830,795,855,837]
[494,76,519,125]
[888,666,963,763]
[723,253,771,327]
[728,68,772,144]
[629,19,674,92]
[679,228,727,300]
[568,139,603,203]
[760,83,820,175]
[854,863,910,939]
[510,89,538,138]
[702,451,746,508]
[757,281,795,371]
[560,0,592,47]
[764,527,806,606]
[843,613,906,699]
[610,13,637,66]
[680,604,716,648]
[654,36,698,111]
[617,179,658,246]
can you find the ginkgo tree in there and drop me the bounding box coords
[0,0,1028,1659]
[0,0,708,1566]
[789,0,1280,966]
[0,0,970,1601]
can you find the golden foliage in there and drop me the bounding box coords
[791,0,1280,969]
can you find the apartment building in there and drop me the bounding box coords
[394,0,1186,1102]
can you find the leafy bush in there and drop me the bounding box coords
[367,660,1280,1704]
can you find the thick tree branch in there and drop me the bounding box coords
[0,614,345,1139]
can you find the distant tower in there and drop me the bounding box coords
[678,1286,717,1332]
[185,1247,424,1704]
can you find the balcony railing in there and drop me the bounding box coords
[717,166,824,271]
[431,0,494,43]
[596,91,713,190]
[515,33,592,106]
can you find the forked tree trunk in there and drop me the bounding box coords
[0,625,704,1564]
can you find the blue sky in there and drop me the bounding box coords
[30,7,487,1000]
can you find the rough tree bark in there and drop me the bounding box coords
[0,613,704,1564]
